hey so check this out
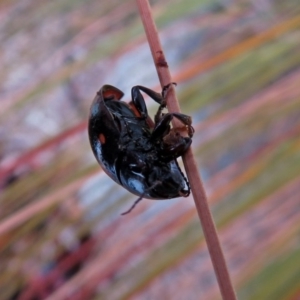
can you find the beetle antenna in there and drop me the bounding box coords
[121,181,161,215]
[121,195,144,215]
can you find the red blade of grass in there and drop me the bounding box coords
[135,0,237,299]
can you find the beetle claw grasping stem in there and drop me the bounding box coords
[162,82,177,99]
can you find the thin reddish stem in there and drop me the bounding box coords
[135,0,237,299]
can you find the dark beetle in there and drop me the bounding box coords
[88,84,194,214]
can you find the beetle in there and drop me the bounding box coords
[88,84,194,214]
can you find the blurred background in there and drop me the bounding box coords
[1,0,300,299]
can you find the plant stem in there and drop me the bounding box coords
[135,1,237,299]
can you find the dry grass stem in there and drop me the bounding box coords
[135,0,237,299]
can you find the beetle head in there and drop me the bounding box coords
[147,161,190,199]
[118,156,189,199]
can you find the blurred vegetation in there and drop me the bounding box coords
[0,0,300,299]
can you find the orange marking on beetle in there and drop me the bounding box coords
[129,101,142,117]
[102,90,123,100]
[99,133,106,144]
[129,101,155,128]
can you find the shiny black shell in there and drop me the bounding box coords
[88,85,191,199]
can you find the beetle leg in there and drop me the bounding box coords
[142,83,175,124]
[161,82,177,99]
[134,85,166,105]
[161,131,192,159]
[160,112,193,158]
[151,113,173,141]
[159,112,194,138]
[135,85,167,124]
[131,84,193,138]
[132,85,167,126]
[151,112,193,160]
[131,86,149,118]
[151,112,194,141]
[171,113,194,137]
[133,84,176,125]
